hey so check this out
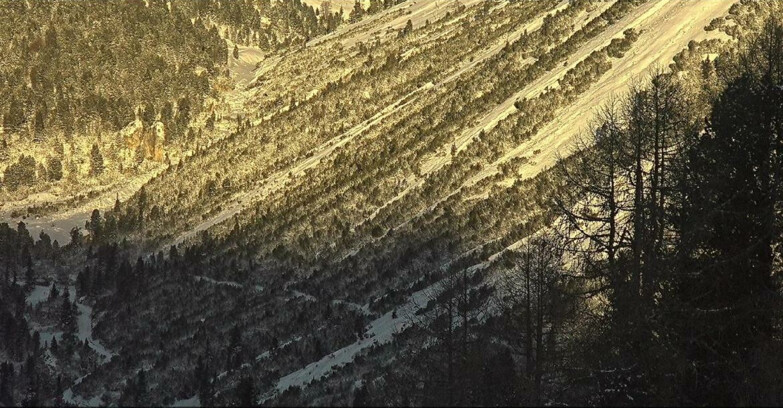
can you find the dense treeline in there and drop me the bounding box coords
[177,0,330,48]
[178,0,408,48]
[0,0,226,194]
[0,220,82,406]
[113,0,560,248]
[0,0,402,195]
[544,17,783,405]
[0,1,224,139]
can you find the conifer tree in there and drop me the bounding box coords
[90,144,104,176]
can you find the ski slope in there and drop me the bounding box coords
[404,0,736,229]
[262,281,439,400]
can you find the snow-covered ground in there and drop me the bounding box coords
[353,1,609,235]
[62,388,103,407]
[76,301,115,364]
[261,281,440,401]
[168,82,433,248]
[499,0,735,182]
[2,166,166,244]
[396,0,736,231]
[171,395,200,407]
[24,281,115,405]
[194,275,243,289]
[61,286,116,406]
[26,283,52,307]
[3,40,264,246]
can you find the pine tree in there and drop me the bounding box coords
[49,282,59,301]
[349,0,364,23]
[0,362,14,407]
[227,325,243,370]
[48,156,63,181]
[69,227,82,247]
[353,384,369,407]
[22,246,34,286]
[236,377,255,407]
[134,370,148,406]
[672,18,783,404]
[60,288,77,348]
[194,356,209,402]
[21,356,37,408]
[90,144,104,176]
[4,98,25,132]
[88,209,102,242]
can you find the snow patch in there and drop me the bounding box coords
[26,284,52,306]
[171,395,200,407]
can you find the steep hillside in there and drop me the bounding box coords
[4,0,783,407]
[0,0,400,244]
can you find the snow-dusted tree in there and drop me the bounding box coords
[235,377,256,407]
[349,0,364,23]
[90,143,104,176]
[47,156,62,181]
[88,209,103,242]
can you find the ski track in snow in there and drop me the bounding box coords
[168,82,434,249]
[262,282,438,401]
[194,275,243,289]
[393,0,735,232]
[307,0,485,49]
[493,0,736,183]
[356,0,613,233]
[263,219,552,401]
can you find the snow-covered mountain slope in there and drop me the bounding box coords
[9,0,783,406]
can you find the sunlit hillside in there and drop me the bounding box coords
[2,1,782,407]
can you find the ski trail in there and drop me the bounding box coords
[358,0,614,230]
[388,0,735,232]
[261,281,439,401]
[168,83,434,248]
[466,0,736,190]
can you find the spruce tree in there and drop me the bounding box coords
[90,144,104,176]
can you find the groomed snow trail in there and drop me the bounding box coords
[261,282,439,401]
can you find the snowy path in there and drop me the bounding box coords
[263,227,535,400]
[261,282,439,401]
[171,395,200,407]
[24,282,115,405]
[61,284,116,406]
[75,301,114,364]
